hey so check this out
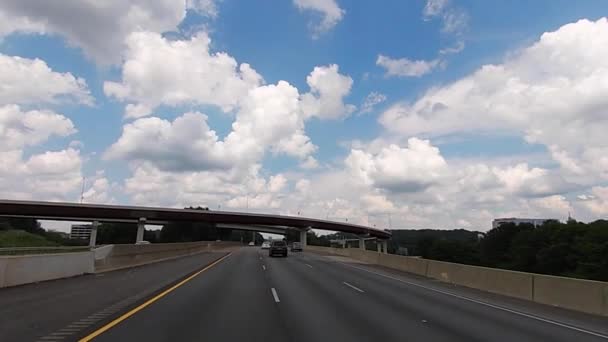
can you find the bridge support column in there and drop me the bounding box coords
[89,220,99,247]
[382,240,388,254]
[359,237,365,250]
[136,217,146,243]
[377,240,381,253]
[300,230,307,247]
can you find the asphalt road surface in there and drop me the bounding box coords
[3,248,608,341]
[0,251,229,342]
[90,248,608,342]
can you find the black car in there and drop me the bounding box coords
[269,240,288,257]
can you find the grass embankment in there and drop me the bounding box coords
[0,230,59,247]
[0,231,91,255]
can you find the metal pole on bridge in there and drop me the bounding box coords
[89,220,99,247]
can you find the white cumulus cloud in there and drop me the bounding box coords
[376,55,442,78]
[0,54,92,106]
[360,92,387,114]
[300,64,355,119]
[423,0,449,18]
[293,0,345,38]
[579,187,608,216]
[104,32,263,118]
[0,148,84,201]
[380,18,608,183]
[0,105,76,150]
[0,0,216,64]
[346,138,447,193]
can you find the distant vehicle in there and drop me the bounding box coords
[291,242,303,252]
[269,240,288,257]
[248,241,255,246]
[135,241,150,245]
[261,241,271,249]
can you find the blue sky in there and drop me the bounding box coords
[1,0,608,231]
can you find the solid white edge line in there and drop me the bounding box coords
[342,281,365,293]
[271,288,280,303]
[343,263,608,339]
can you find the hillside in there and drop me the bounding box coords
[0,230,60,248]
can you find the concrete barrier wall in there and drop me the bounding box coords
[533,274,608,316]
[426,259,533,300]
[348,249,380,264]
[95,241,239,272]
[377,253,408,272]
[305,245,350,256]
[407,257,429,276]
[0,252,94,288]
[306,245,607,316]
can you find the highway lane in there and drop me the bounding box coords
[86,248,608,342]
[0,251,229,342]
[91,246,290,341]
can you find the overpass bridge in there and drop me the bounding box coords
[0,200,391,250]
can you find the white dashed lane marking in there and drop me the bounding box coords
[271,288,281,303]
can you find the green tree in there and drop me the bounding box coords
[97,222,138,244]
[416,237,436,258]
[427,239,480,265]
[0,218,43,234]
[480,223,534,268]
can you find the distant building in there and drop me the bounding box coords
[70,224,92,240]
[492,218,552,229]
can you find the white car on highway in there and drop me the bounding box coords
[261,241,271,249]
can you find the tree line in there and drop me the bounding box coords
[389,219,608,281]
[4,213,606,282]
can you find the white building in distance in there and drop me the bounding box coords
[492,218,553,229]
[70,224,92,240]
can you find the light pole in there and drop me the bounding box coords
[79,177,86,203]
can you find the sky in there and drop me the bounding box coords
[1,0,608,232]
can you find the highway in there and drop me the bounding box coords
[2,247,608,341]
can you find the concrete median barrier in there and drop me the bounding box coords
[406,257,429,276]
[377,253,408,272]
[94,241,240,272]
[0,251,94,288]
[426,259,458,282]
[305,245,350,256]
[533,274,608,316]
[348,249,380,264]
[426,259,533,300]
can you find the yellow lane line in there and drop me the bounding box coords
[79,253,232,342]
